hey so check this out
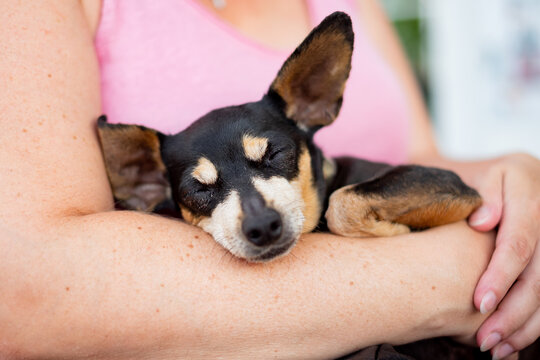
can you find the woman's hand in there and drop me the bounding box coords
[467,153,540,358]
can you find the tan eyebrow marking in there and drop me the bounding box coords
[242,134,268,162]
[192,157,218,185]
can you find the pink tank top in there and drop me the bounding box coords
[95,0,410,163]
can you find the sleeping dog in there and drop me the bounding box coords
[97,12,481,262]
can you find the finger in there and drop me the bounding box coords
[473,182,537,314]
[469,204,502,232]
[474,226,536,314]
[478,243,540,345]
[491,308,540,359]
[468,167,503,231]
[477,277,539,351]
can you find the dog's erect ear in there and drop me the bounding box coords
[97,116,171,211]
[269,12,354,130]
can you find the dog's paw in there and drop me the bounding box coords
[325,185,411,238]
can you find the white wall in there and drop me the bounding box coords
[425,0,540,160]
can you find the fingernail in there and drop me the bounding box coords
[492,343,514,360]
[480,291,497,314]
[480,332,501,352]
[470,206,490,226]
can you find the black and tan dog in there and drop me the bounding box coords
[98,12,481,262]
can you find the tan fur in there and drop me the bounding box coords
[98,125,168,211]
[325,185,410,237]
[192,157,218,185]
[326,184,481,238]
[179,205,206,226]
[271,31,352,127]
[394,195,482,228]
[293,147,321,233]
[242,134,268,162]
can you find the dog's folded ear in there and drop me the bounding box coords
[97,116,171,211]
[268,11,354,131]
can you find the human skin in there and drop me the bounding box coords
[0,0,532,359]
[352,2,540,358]
[0,214,492,359]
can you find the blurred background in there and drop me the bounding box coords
[381,0,540,160]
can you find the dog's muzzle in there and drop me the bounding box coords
[241,196,283,247]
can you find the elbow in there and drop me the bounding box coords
[0,320,28,360]
[0,233,51,359]
[0,290,44,359]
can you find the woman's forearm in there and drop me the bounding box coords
[1,211,493,359]
[0,1,493,358]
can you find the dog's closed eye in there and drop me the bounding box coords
[196,186,211,194]
[267,147,284,162]
[180,184,215,212]
[263,142,296,171]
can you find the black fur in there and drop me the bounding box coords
[160,97,312,217]
[97,11,480,249]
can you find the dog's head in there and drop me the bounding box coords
[98,12,354,261]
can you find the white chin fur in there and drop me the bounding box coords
[199,177,305,260]
[198,190,248,258]
[252,176,305,243]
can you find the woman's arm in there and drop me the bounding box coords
[417,154,540,358]
[356,1,540,357]
[0,1,492,358]
[2,214,493,359]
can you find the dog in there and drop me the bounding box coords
[97,12,481,262]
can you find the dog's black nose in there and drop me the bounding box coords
[242,208,283,247]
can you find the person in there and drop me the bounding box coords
[0,0,538,359]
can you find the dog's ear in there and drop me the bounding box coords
[269,11,354,131]
[97,116,171,211]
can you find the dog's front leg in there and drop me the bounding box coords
[325,163,482,238]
